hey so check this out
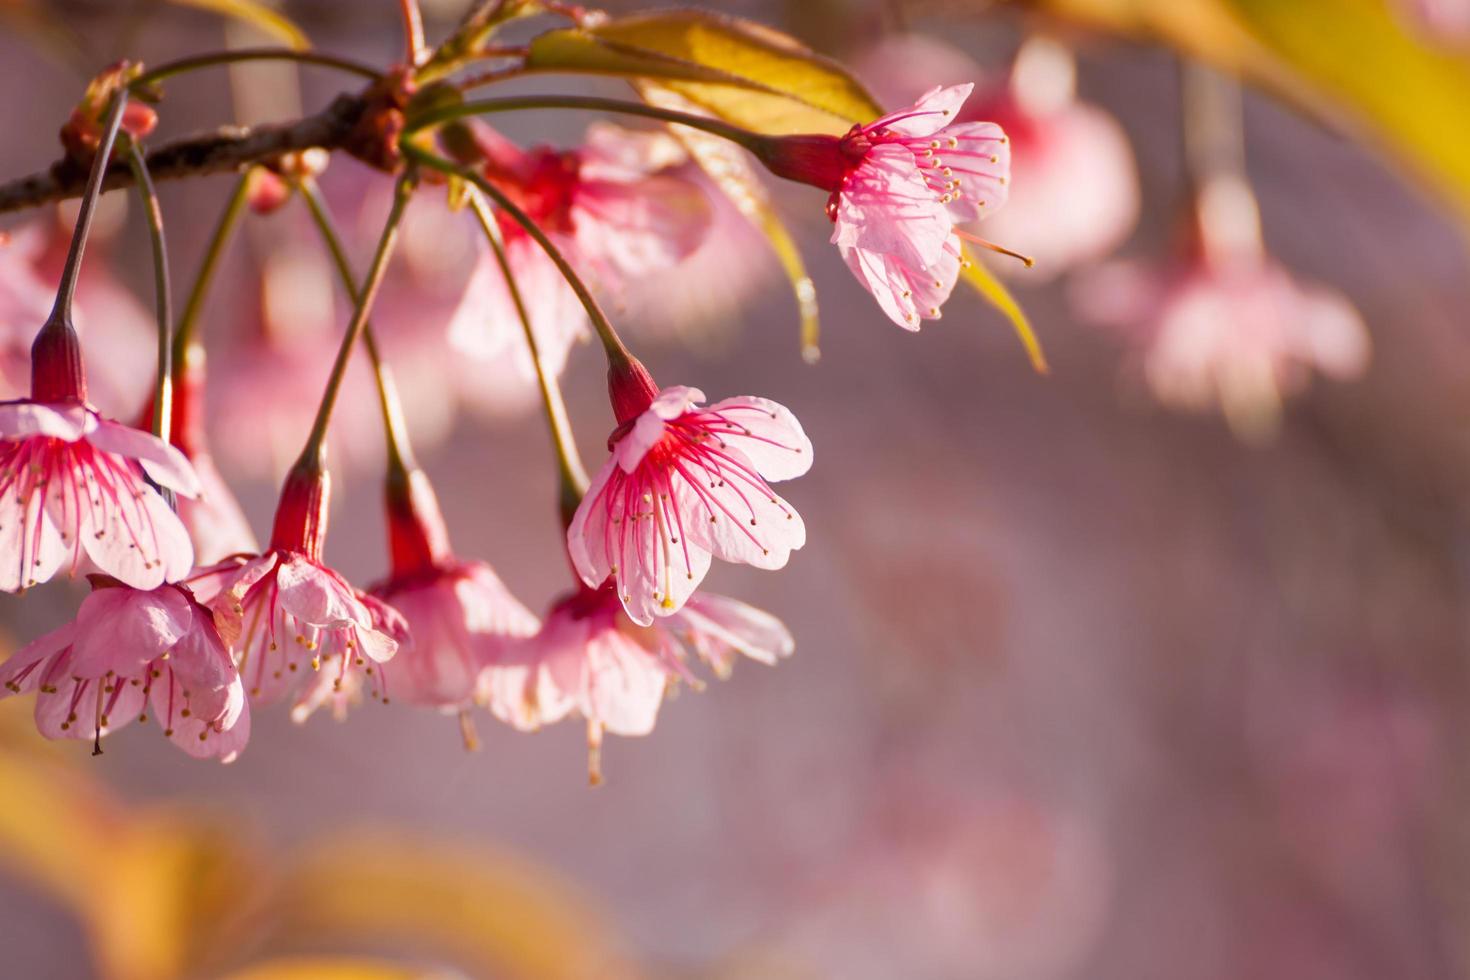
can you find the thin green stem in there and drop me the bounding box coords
[400,0,427,65]
[124,142,173,443]
[402,141,633,368]
[404,95,758,150]
[131,48,381,90]
[173,171,251,374]
[298,174,414,463]
[295,176,415,474]
[49,91,129,325]
[466,190,588,503]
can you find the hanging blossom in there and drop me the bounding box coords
[203,459,400,718]
[0,577,249,761]
[486,581,794,782]
[1073,178,1370,440]
[752,84,1010,328]
[860,35,1139,280]
[368,465,538,712]
[0,320,199,593]
[568,357,812,626]
[444,121,712,410]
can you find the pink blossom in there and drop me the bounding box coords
[1075,250,1370,439]
[0,400,199,592]
[1398,0,1470,40]
[204,464,400,718]
[446,123,711,412]
[755,85,1009,328]
[368,467,538,711]
[0,579,249,761]
[858,36,1137,280]
[485,583,793,781]
[568,362,812,626]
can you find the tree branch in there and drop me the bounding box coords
[0,92,373,214]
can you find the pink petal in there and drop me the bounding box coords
[834,144,952,270]
[0,623,74,696]
[580,630,668,736]
[86,420,202,497]
[69,585,192,677]
[676,463,806,571]
[677,593,794,668]
[567,458,619,591]
[701,396,813,482]
[0,401,94,442]
[77,465,195,590]
[0,479,69,592]
[871,83,975,137]
[613,386,706,473]
[274,554,370,627]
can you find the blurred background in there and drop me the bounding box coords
[2,0,1470,977]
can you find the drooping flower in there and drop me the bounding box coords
[205,458,399,717]
[485,582,793,782]
[444,122,711,411]
[1074,178,1370,440]
[753,84,1010,328]
[861,35,1139,280]
[0,577,249,761]
[368,465,538,711]
[0,329,199,593]
[567,358,812,626]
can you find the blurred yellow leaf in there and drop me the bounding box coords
[218,958,449,980]
[166,0,309,50]
[1022,0,1470,223]
[959,246,1049,374]
[527,10,882,134]
[272,830,638,980]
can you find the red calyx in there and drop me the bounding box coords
[385,466,453,577]
[751,133,854,193]
[268,454,331,561]
[30,317,88,404]
[607,354,659,425]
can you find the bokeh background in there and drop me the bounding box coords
[2,1,1470,978]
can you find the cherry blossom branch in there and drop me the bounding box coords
[0,93,366,215]
[298,173,414,462]
[124,142,174,444]
[466,190,589,513]
[295,176,417,474]
[402,141,635,370]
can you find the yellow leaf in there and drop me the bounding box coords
[166,0,309,51]
[271,830,639,980]
[959,246,1049,374]
[527,10,882,134]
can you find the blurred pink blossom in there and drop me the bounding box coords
[1398,0,1470,40]
[0,579,248,761]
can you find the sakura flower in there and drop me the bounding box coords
[368,466,538,711]
[568,359,812,626]
[486,582,793,782]
[753,84,1010,328]
[206,460,399,716]
[1076,241,1370,440]
[0,578,249,761]
[0,392,199,592]
[445,122,711,412]
[862,35,1138,280]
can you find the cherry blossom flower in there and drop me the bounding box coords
[754,84,1010,328]
[368,466,538,711]
[861,35,1138,280]
[0,394,199,593]
[568,359,812,626]
[445,122,711,412]
[485,582,793,782]
[0,578,249,761]
[1075,244,1370,440]
[205,461,399,717]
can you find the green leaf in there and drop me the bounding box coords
[166,0,309,51]
[959,246,1049,374]
[527,10,882,134]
